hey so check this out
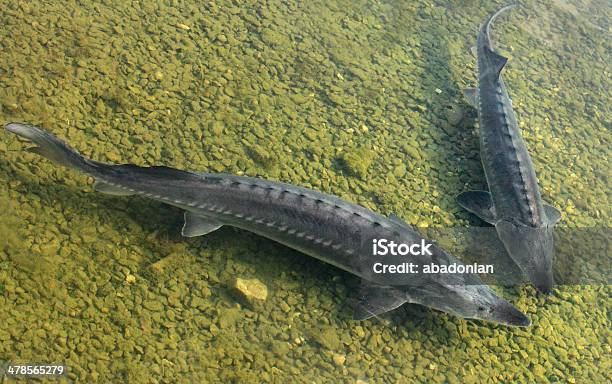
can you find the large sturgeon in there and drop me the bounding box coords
[5,123,529,326]
[459,4,561,293]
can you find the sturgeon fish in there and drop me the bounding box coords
[459,4,561,293]
[5,123,530,326]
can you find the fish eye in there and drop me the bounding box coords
[478,306,486,312]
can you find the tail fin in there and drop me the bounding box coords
[5,123,95,173]
[480,4,518,50]
[6,122,202,186]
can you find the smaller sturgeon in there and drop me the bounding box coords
[460,4,561,293]
[5,123,530,327]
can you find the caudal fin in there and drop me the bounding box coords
[5,123,95,173]
[481,4,518,47]
[6,122,202,189]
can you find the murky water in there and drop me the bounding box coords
[0,0,609,382]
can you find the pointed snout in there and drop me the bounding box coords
[491,300,531,327]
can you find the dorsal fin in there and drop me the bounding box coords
[487,48,508,76]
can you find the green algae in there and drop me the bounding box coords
[308,325,342,350]
[341,145,375,179]
[0,190,23,258]
[0,0,609,382]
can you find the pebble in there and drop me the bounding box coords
[311,326,341,350]
[143,300,163,312]
[234,277,268,302]
[332,354,346,366]
[445,103,464,126]
[125,274,136,284]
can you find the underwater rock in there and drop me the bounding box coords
[124,274,136,284]
[233,277,268,304]
[310,325,341,350]
[353,326,366,339]
[148,250,193,278]
[393,164,407,178]
[249,144,278,170]
[218,307,241,329]
[260,29,290,47]
[210,120,224,135]
[341,146,374,179]
[332,353,346,366]
[0,329,11,341]
[270,340,290,355]
[445,103,464,126]
[143,300,163,312]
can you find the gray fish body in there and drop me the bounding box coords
[101,169,430,286]
[476,6,545,226]
[459,5,561,293]
[5,123,531,326]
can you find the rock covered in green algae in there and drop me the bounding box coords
[217,306,242,329]
[341,146,374,179]
[0,190,22,256]
[445,103,464,126]
[142,299,163,312]
[308,325,342,350]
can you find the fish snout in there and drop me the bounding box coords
[491,300,531,327]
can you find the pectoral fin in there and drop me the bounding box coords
[181,212,222,237]
[456,190,496,224]
[353,281,407,321]
[463,88,478,108]
[544,204,561,225]
[93,180,137,196]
